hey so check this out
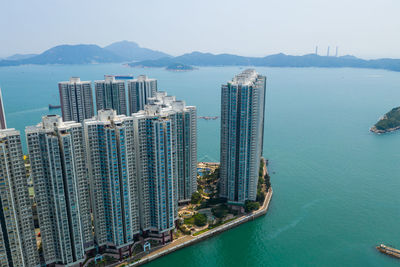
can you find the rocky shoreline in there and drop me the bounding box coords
[370,125,400,134]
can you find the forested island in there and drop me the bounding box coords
[371,107,400,134]
[166,63,194,71]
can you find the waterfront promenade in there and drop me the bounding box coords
[127,186,273,266]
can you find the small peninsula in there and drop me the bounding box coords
[370,106,400,134]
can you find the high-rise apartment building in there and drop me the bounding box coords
[147,92,197,203]
[0,88,7,129]
[84,110,139,250]
[133,93,190,241]
[26,115,93,266]
[95,75,127,115]
[0,129,40,267]
[59,77,94,122]
[128,75,157,114]
[219,69,266,205]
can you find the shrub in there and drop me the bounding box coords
[212,204,229,219]
[191,192,202,204]
[193,213,207,227]
[245,201,260,212]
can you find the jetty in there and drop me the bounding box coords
[376,244,400,259]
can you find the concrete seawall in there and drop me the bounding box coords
[129,187,273,266]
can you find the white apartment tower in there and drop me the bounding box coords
[0,129,40,267]
[26,115,93,266]
[95,75,127,115]
[59,77,94,122]
[128,75,157,114]
[84,110,140,250]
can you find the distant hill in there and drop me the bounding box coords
[129,52,400,72]
[6,53,37,60]
[0,44,124,66]
[0,41,170,66]
[104,41,171,61]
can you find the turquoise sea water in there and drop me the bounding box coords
[1,65,400,266]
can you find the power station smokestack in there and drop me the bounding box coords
[315,46,318,55]
[335,46,338,57]
[327,46,330,57]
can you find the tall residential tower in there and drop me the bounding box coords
[128,75,157,114]
[26,115,93,266]
[95,75,127,115]
[84,110,140,250]
[0,129,40,267]
[219,69,266,205]
[59,77,94,122]
[147,92,197,203]
[132,100,178,242]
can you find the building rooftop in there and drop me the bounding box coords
[26,115,81,133]
[59,77,91,84]
[229,69,259,86]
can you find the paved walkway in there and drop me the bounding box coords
[123,160,273,266]
[130,187,273,266]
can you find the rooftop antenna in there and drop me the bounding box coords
[327,46,330,57]
[315,46,318,55]
[335,46,338,57]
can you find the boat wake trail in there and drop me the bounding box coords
[7,107,48,116]
[267,199,320,240]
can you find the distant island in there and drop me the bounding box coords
[129,52,400,72]
[166,63,194,71]
[371,107,400,134]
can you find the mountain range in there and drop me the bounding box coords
[129,52,400,72]
[0,41,171,66]
[1,41,400,72]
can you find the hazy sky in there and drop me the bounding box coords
[1,0,399,58]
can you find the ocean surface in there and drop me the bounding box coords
[1,64,400,266]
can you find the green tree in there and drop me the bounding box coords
[193,213,208,226]
[191,191,202,204]
[212,204,229,219]
[245,201,260,212]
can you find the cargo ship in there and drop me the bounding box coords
[376,244,400,259]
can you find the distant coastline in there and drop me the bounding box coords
[1,41,400,73]
[128,52,400,73]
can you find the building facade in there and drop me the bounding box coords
[26,115,93,266]
[219,69,266,205]
[148,92,197,203]
[0,129,40,267]
[132,102,178,240]
[0,88,6,129]
[84,110,139,249]
[59,77,94,122]
[128,75,157,114]
[95,76,127,115]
